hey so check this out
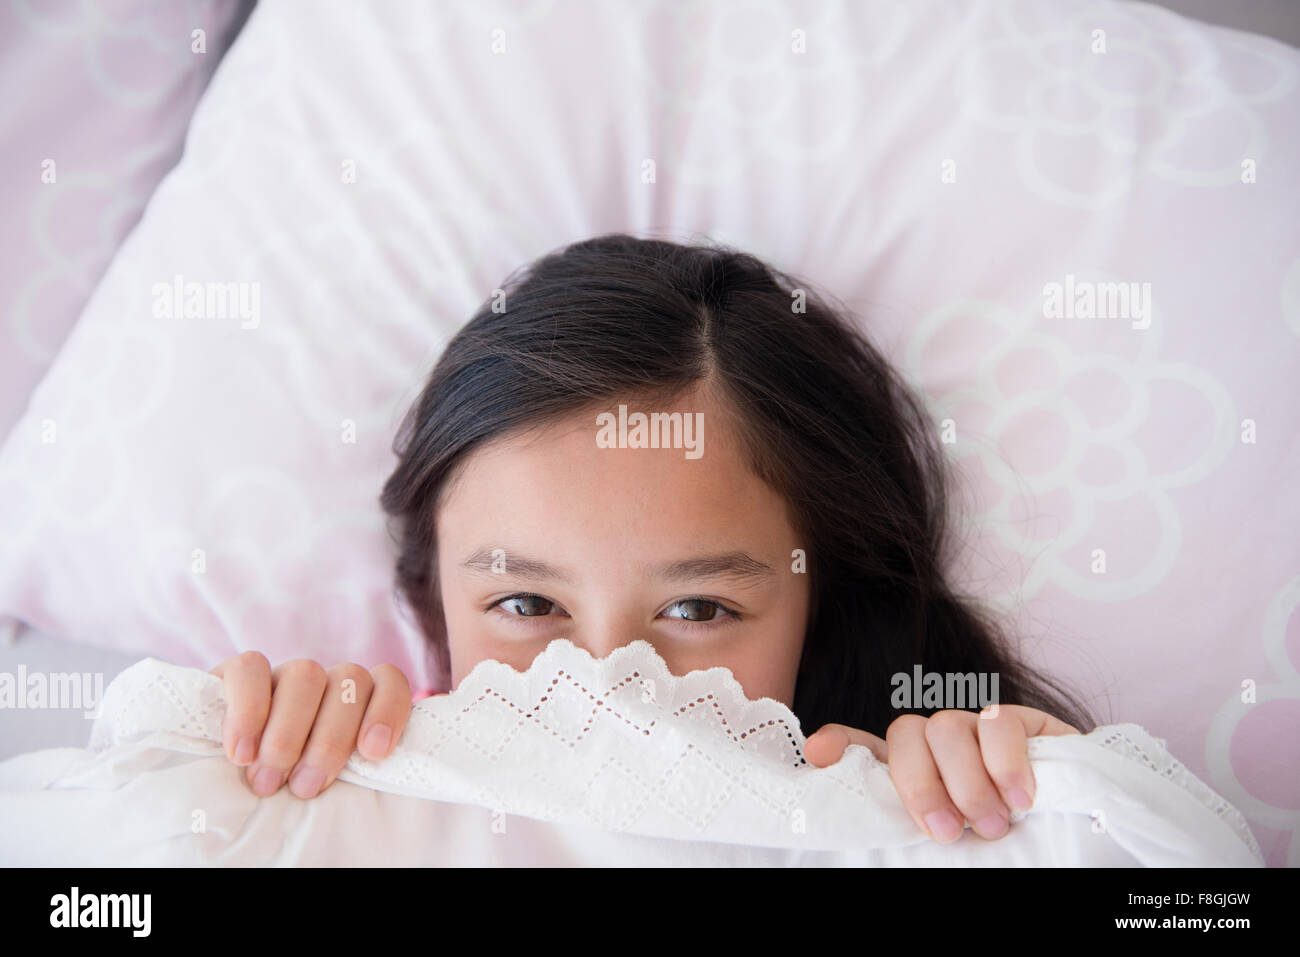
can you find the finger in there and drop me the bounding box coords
[924,710,1011,841]
[976,703,1082,812]
[245,659,328,797]
[356,664,413,763]
[886,714,967,844]
[803,723,887,767]
[213,651,271,766]
[286,664,374,799]
[976,703,1036,813]
[1000,703,1083,738]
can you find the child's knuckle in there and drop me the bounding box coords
[371,663,404,683]
[328,662,373,693]
[922,710,967,743]
[310,740,353,769]
[897,779,946,807]
[237,649,270,672]
[258,732,297,761]
[886,713,926,737]
[283,658,327,687]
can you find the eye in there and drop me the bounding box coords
[659,597,741,626]
[492,594,565,619]
[486,594,740,630]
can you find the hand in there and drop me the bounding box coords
[209,651,413,800]
[803,705,1082,843]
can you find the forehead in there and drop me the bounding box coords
[435,395,798,560]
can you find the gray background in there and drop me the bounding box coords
[1140,0,1299,46]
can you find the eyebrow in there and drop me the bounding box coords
[459,548,776,586]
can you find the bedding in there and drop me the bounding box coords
[0,639,1263,866]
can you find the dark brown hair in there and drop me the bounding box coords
[381,233,1098,736]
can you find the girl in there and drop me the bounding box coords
[210,233,1097,845]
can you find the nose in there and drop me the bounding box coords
[567,606,654,661]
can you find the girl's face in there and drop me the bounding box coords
[434,385,811,707]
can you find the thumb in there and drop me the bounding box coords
[804,722,888,767]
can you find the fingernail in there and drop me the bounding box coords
[252,767,282,796]
[233,737,256,765]
[290,766,325,799]
[924,810,962,842]
[362,724,391,758]
[1009,787,1032,812]
[975,814,1009,839]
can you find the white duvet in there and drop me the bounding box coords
[0,640,1263,866]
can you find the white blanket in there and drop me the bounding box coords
[0,640,1263,866]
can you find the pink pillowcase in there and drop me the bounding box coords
[0,0,254,441]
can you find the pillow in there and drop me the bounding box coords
[0,0,254,440]
[0,639,1263,866]
[0,0,1295,862]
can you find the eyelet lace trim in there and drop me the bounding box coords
[81,640,1262,861]
[1027,725,1263,864]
